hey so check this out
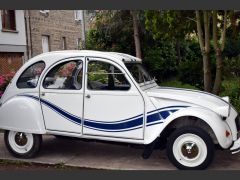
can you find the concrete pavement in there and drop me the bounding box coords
[0,133,240,170]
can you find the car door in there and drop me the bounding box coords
[83,57,145,139]
[40,58,84,134]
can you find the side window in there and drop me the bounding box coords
[17,61,45,89]
[43,60,83,90]
[87,60,130,91]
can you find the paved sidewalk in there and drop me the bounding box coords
[0,133,240,170]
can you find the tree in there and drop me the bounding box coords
[195,10,228,94]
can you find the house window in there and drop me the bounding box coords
[86,10,95,15]
[39,10,50,17]
[39,10,50,14]
[62,37,67,50]
[1,10,16,31]
[74,10,82,21]
[42,35,50,53]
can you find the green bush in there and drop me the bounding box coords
[143,42,177,83]
[223,56,240,78]
[178,60,203,89]
[224,35,240,58]
[220,78,240,113]
[180,40,202,62]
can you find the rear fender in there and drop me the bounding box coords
[0,95,46,134]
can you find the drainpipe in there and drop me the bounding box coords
[81,10,86,49]
[24,10,29,61]
[25,10,33,59]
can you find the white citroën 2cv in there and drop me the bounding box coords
[0,50,239,169]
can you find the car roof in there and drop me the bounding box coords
[32,50,142,64]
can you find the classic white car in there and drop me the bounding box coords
[0,50,239,170]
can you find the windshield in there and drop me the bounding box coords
[125,63,153,84]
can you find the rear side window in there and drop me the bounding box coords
[17,61,45,89]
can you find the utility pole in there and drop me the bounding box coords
[81,10,86,49]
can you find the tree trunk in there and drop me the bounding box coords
[131,11,142,59]
[212,49,223,94]
[196,10,212,92]
[203,52,212,92]
[203,11,212,92]
[212,10,227,95]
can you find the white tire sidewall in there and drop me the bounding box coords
[8,131,34,154]
[172,133,208,168]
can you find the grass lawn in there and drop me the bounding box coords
[159,79,199,90]
[0,159,95,170]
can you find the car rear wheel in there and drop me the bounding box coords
[166,126,215,170]
[4,130,42,158]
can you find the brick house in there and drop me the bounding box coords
[0,10,27,74]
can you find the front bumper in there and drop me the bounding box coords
[230,138,240,154]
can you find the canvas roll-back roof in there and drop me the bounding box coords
[31,50,142,64]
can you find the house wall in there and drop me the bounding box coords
[0,10,26,74]
[27,10,83,57]
[0,10,26,51]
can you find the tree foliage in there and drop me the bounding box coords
[144,10,196,41]
[86,10,136,54]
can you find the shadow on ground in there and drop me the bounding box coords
[0,133,239,170]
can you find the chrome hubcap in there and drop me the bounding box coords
[14,132,28,146]
[181,142,199,159]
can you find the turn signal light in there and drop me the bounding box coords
[225,130,231,137]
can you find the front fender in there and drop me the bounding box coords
[0,95,46,134]
[148,107,233,149]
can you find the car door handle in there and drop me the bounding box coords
[41,92,45,96]
[85,94,91,98]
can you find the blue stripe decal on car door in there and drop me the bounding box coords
[18,94,188,132]
[84,116,143,130]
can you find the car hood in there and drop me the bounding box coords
[145,86,230,117]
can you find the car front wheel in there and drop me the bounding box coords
[4,130,42,158]
[166,126,215,170]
